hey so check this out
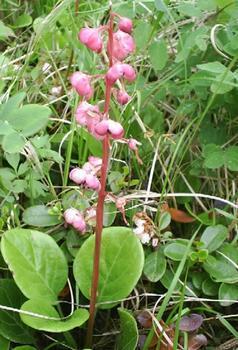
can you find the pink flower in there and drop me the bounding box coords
[106,63,124,84]
[119,17,133,34]
[75,101,96,125]
[112,30,135,61]
[88,156,102,168]
[64,208,79,225]
[85,174,101,191]
[69,168,87,185]
[121,64,136,81]
[106,63,136,85]
[128,138,140,150]
[70,72,93,100]
[116,90,131,105]
[72,214,87,232]
[108,120,124,139]
[94,120,109,137]
[79,27,103,53]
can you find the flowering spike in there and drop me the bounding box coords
[70,72,93,100]
[79,28,103,53]
[119,17,133,34]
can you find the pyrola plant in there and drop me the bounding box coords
[65,10,141,346]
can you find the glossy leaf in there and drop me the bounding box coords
[0,335,9,350]
[164,242,192,261]
[179,314,203,332]
[1,229,68,303]
[143,249,166,282]
[219,283,238,306]
[200,225,228,252]
[73,227,144,309]
[117,308,138,350]
[20,299,89,332]
[204,255,238,283]
[0,280,34,343]
[22,205,62,227]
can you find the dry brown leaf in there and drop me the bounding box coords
[162,204,195,223]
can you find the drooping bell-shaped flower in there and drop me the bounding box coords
[69,168,87,185]
[79,27,103,53]
[111,30,135,61]
[70,72,93,100]
[116,89,131,105]
[106,63,136,85]
[119,17,133,34]
[64,208,86,233]
[85,174,101,191]
[108,120,124,139]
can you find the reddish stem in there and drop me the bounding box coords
[85,12,114,348]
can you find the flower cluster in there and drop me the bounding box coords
[133,212,158,246]
[69,156,102,192]
[64,207,96,233]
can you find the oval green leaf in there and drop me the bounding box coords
[1,229,68,303]
[2,132,25,154]
[73,227,144,309]
[164,242,191,261]
[23,205,62,227]
[143,250,166,282]
[117,308,138,350]
[219,283,238,306]
[20,299,89,332]
[200,225,228,252]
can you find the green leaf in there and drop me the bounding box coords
[202,278,218,296]
[6,105,51,137]
[143,250,166,282]
[23,205,62,227]
[154,0,169,12]
[134,22,152,50]
[0,335,9,350]
[0,121,14,136]
[2,132,25,154]
[164,242,191,261]
[224,146,238,171]
[200,225,228,252]
[1,229,68,303]
[13,14,32,28]
[103,203,116,227]
[73,227,144,309]
[197,61,226,74]
[0,93,26,119]
[204,255,238,283]
[159,212,171,231]
[0,21,15,39]
[117,308,138,350]
[149,40,168,71]
[20,299,89,332]
[203,144,224,169]
[219,283,238,306]
[0,280,34,343]
[178,3,202,17]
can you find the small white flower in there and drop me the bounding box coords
[140,233,150,244]
[152,238,159,247]
[133,226,144,235]
[134,218,146,227]
[51,86,62,96]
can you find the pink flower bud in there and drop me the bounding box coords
[70,72,93,100]
[69,168,87,185]
[108,120,124,139]
[72,214,86,232]
[64,208,79,225]
[116,90,131,105]
[79,28,103,53]
[88,156,102,168]
[119,17,133,34]
[128,138,140,150]
[106,63,124,85]
[122,64,136,81]
[94,120,109,136]
[82,162,94,174]
[85,174,101,191]
[112,30,135,61]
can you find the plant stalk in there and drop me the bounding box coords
[85,11,114,348]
